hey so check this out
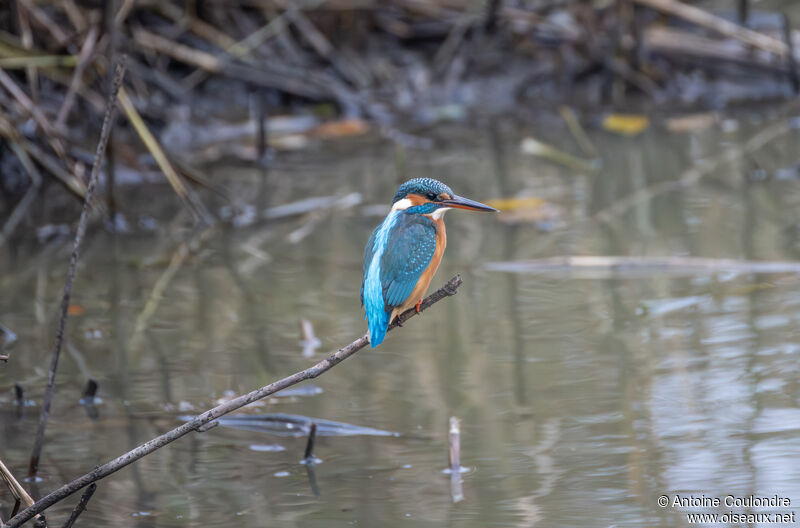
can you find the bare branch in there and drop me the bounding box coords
[27,61,126,480]
[5,275,463,528]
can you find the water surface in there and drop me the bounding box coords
[3,111,800,526]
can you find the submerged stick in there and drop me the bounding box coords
[303,422,318,461]
[14,384,24,420]
[5,275,463,528]
[27,61,126,480]
[448,416,463,504]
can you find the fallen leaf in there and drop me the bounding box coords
[602,113,650,136]
[67,305,85,316]
[313,119,369,139]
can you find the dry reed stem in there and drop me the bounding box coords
[116,86,208,220]
[0,457,42,526]
[633,0,788,57]
[55,25,99,130]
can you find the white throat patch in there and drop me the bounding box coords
[391,198,413,211]
[429,207,451,220]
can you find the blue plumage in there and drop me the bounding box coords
[362,177,496,348]
[361,212,437,347]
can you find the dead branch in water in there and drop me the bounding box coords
[4,275,463,528]
[27,61,126,480]
[485,256,800,277]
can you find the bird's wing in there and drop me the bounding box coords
[361,228,378,306]
[379,215,437,310]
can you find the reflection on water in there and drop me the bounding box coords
[3,111,800,526]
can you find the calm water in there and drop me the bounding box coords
[4,110,800,527]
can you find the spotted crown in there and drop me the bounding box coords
[392,178,454,204]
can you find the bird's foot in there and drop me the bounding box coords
[415,300,422,313]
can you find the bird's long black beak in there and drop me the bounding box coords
[442,194,499,212]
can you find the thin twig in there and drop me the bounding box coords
[27,61,126,480]
[59,483,96,528]
[5,275,463,528]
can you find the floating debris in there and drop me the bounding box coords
[263,193,362,222]
[485,196,565,229]
[665,113,717,133]
[639,296,706,318]
[601,113,650,136]
[0,323,18,349]
[214,413,400,438]
[84,328,103,339]
[0,324,16,361]
[248,444,286,453]
[274,385,324,398]
[520,137,598,173]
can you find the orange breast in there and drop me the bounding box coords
[391,216,446,320]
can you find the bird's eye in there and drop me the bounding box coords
[427,192,437,201]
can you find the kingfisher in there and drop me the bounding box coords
[361,178,498,347]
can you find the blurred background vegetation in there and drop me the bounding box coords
[2,0,800,230]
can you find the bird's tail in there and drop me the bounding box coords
[367,308,391,348]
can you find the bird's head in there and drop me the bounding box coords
[391,178,498,218]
